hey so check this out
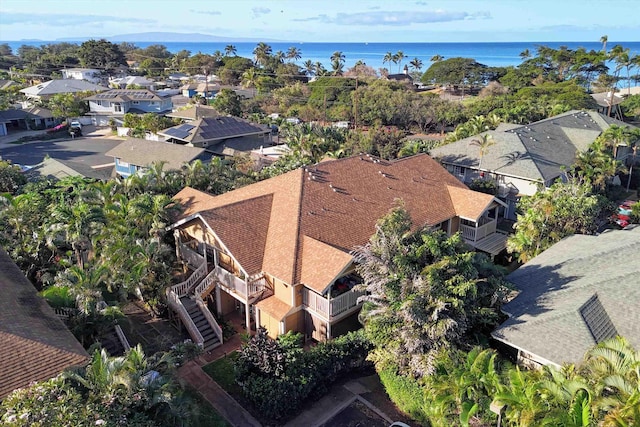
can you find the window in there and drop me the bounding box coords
[447,164,465,178]
[114,103,122,112]
[132,101,140,105]
[118,160,129,167]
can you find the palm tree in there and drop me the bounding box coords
[600,35,608,54]
[409,57,423,72]
[274,50,285,64]
[303,59,315,76]
[471,133,495,172]
[224,44,237,57]
[314,61,327,76]
[286,46,302,62]
[252,42,272,67]
[331,51,345,65]
[383,51,393,69]
[395,50,405,73]
[493,367,547,427]
[49,201,106,268]
[520,49,531,60]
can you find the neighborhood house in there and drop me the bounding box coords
[166,154,508,349]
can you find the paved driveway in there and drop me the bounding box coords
[0,137,121,168]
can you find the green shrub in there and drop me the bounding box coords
[468,178,497,195]
[378,366,430,425]
[234,328,373,420]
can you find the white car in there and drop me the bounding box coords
[70,120,82,129]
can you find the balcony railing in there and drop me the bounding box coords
[302,288,366,319]
[179,243,205,269]
[459,220,497,243]
[214,266,267,300]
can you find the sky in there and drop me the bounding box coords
[0,0,638,43]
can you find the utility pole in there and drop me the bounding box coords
[354,76,358,130]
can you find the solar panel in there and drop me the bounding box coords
[580,294,618,343]
[164,128,191,139]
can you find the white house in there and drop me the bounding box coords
[60,68,102,85]
[84,89,173,117]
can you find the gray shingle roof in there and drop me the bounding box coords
[20,79,108,96]
[105,138,207,170]
[430,110,635,182]
[492,226,640,365]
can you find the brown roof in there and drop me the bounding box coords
[173,154,496,291]
[166,105,220,121]
[255,295,292,321]
[447,185,497,221]
[0,248,88,399]
[300,236,354,293]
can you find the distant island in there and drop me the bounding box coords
[53,32,289,43]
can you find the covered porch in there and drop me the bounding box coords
[458,202,509,257]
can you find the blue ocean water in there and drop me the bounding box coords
[4,40,640,71]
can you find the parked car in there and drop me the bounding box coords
[70,120,82,129]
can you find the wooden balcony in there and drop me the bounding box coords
[302,288,366,320]
[459,220,507,256]
[214,266,267,300]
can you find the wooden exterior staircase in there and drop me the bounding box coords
[166,245,223,351]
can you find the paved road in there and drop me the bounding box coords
[0,137,121,168]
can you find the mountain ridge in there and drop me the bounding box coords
[54,32,289,43]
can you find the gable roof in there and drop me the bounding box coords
[0,107,56,122]
[430,110,634,183]
[492,227,640,366]
[159,116,269,144]
[25,157,113,181]
[84,89,170,102]
[105,138,206,170]
[0,248,88,398]
[173,154,498,291]
[20,79,108,96]
[166,105,220,121]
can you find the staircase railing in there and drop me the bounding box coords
[193,268,218,298]
[171,261,207,297]
[166,289,204,347]
[195,297,223,346]
[114,324,132,352]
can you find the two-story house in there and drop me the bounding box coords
[429,110,635,219]
[166,154,507,349]
[85,89,173,120]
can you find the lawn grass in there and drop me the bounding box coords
[202,351,242,395]
[182,388,230,427]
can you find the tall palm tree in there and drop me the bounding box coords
[330,51,345,65]
[314,61,327,76]
[252,42,272,67]
[600,35,608,54]
[274,50,286,64]
[286,46,302,62]
[383,51,393,69]
[395,50,405,73]
[224,44,237,57]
